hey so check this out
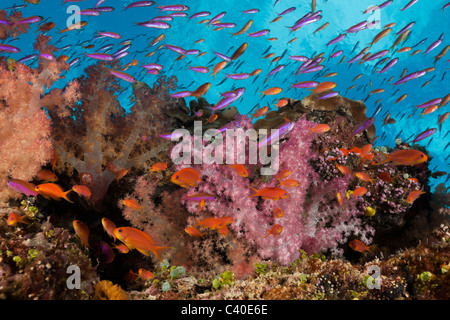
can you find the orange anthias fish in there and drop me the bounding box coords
[102,217,117,242]
[406,186,426,204]
[122,199,143,214]
[249,187,289,200]
[336,164,352,176]
[260,87,282,96]
[227,164,248,177]
[72,185,92,200]
[274,208,284,218]
[185,226,205,238]
[312,81,336,94]
[349,239,374,253]
[150,162,168,172]
[277,179,300,188]
[251,106,269,119]
[171,167,202,188]
[275,169,292,181]
[372,150,428,166]
[35,183,73,203]
[353,187,368,197]
[336,192,344,207]
[136,268,154,281]
[308,124,331,135]
[354,172,375,184]
[378,171,396,182]
[112,243,130,254]
[195,217,234,230]
[7,212,29,226]
[114,227,173,262]
[263,224,283,238]
[73,220,90,248]
[36,169,58,182]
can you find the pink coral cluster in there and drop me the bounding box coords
[177,117,373,264]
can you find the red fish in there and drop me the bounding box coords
[122,199,143,214]
[185,226,205,238]
[102,217,117,242]
[372,150,428,166]
[354,172,375,184]
[72,185,92,200]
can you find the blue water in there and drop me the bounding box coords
[4,0,449,190]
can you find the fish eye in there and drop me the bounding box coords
[175,175,179,179]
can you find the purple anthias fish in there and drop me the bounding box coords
[242,8,259,14]
[152,16,173,22]
[213,51,231,62]
[79,9,100,16]
[326,34,346,46]
[347,53,365,64]
[291,81,319,89]
[68,58,80,68]
[258,121,295,149]
[17,54,38,63]
[157,4,189,11]
[39,53,55,60]
[415,98,442,108]
[247,29,270,37]
[318,91,339,100]
[166,44,186,54]
[143,63,163,70]
[278,7,296,16]
[411,128,436,143]
[110,70,136,83]
[396,22,415,36]
[393,70,426,85]
[289,12,322,32]
[214,22,236,28]
[189,11,211,19]
[159,132,185,140]
[170,91,192,98]
[212,88,245,112]
[401,0,419,11]
[424,39,442,55]
[209,12,226,25]
[185,49,201,55]
[0,44,20,53]
[353,105,382,135]
[16,16,43,24]
[363,0,392,13]
[302,65,324,74]
[365,49,389,61]
[346,21,368,33]
[124,1,155,10]
[96,6,114,12]
[137,21,171,29]
[268,64,285,77]
[378,58,398,73]
[330,50,344,58]
[289,55,309,61]
[85,53,114,61]
[187,65,209,73]
[226,73,251,80]
[98,31,122,39]
[7,180,38,197]
[113,51,129,60]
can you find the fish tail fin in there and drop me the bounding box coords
[152,245,174,262]
[249,186,259,197]
[63,190,74,203]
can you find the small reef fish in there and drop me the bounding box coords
[112,243,130,254]
[136,268,154,281]
[72,185,92,200]
[354,172,375,184]
[7,212,29,226]
[372,150,428,166]
[7,179,38,197]
[185,226,205,238]
[171,167,202,188]
[150,162,168,172]
[114,227,173,261]
[227,164,248,177]
[36,169,58,182]
[365,207,377,217]
[122,199,143,214]
[406,186,426,204]
[336,192,344,207]
[73,220,90,248]
[308,124,331,135]
[277,179,300,187]
[249,187,289,200]
[102,217,117,242]
[35,183,73,203]
[352,187,368,197]
[349,239,374,253]
[263,224,283,238]
[274,208,284,218]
